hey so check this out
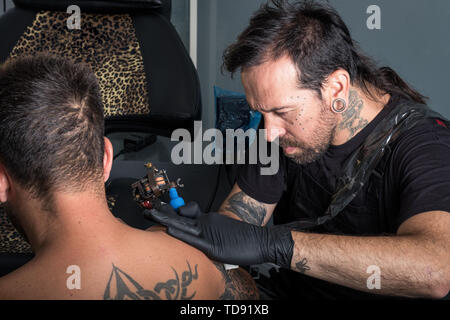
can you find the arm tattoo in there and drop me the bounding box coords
[214,263,259,300]
[222,191,267,226]
[294,257,311,274]
[103,261,198,300]
[338,89,369,139]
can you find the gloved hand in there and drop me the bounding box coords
[144,202,294,268]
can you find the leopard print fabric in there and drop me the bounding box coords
[9,11,150,117]
[0,206,33,254]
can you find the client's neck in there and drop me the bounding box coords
[17,188,123,254]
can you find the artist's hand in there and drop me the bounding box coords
[144,202,294,268]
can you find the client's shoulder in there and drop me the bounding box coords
[0,227,259,300]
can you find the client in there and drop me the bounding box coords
[0,54,258,300]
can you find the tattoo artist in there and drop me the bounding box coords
[146,0,450,299]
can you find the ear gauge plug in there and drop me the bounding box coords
[331,98,347,113]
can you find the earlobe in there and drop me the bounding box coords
[331,98,348,114]
[0,165,10,203]
[324,70,350,112]
[103,137,114,183]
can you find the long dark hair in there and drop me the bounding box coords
[223,0,427,104]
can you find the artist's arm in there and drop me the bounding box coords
[218,183,277,226]
[290,210,450,299]
[147,203,449,299]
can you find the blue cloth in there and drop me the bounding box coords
[214,86,261,133]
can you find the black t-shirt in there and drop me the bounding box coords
[237,96,450,235]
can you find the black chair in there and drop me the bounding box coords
[0,0,201,138]
[0,0,203,276]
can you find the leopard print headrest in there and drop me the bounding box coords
[0,206,32,254]
[10,11,150,118]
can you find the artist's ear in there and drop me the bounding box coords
[0,163,11,203]
[323,69,350,106]
[103,137,114,183]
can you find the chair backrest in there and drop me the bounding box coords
[13,0,172,19]
[0,0,201,137]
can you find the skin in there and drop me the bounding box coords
[218,55,450,298]
[0,138,258,300]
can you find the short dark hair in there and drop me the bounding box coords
[0,54,105,200]
[223,0,426,104]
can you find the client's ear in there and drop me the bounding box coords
[0,163,11,203]
[103,137,114,183]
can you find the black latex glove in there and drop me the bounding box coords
[144,202,294,268]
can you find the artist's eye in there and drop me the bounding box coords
[274,110,288,116]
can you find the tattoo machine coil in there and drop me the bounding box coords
[132,162,184,211]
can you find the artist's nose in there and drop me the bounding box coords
[263,114,285,142]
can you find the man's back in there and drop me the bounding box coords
[0,223,257,300]
[0,54,258,300]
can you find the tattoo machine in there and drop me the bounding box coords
[132,162,185,211]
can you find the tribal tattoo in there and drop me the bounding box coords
[222,191,267,226]
[103,261,198,300]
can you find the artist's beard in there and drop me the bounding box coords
[279,110,337,165]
